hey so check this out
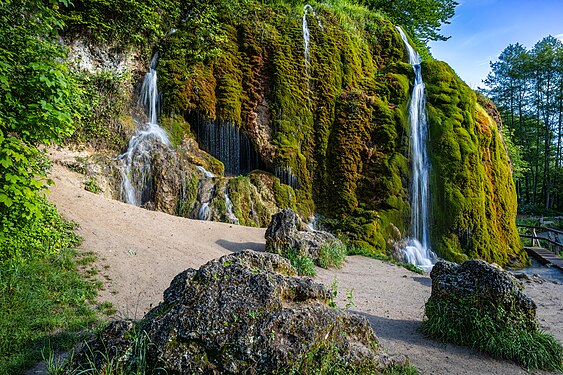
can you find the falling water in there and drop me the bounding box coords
[224,190,240,225]
[396,26,436,271]
[118,53,170,206]
[302,5,322,70]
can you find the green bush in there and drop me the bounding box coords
[318,241,347,269]
[0,199,80,262]
[282,248,317,276]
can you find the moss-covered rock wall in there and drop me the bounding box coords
[64,0,525,266]
[423,61,526,266]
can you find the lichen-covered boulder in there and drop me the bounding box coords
[65,251,405,374]
[265,208,343,262]
[422,260,563,370]
[427,260,536,327]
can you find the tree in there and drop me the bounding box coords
[360,0,458,42]
[485,37,563,212]
[0,0,80,243]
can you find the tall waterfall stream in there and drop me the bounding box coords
[397,26,436,271]
[117,53,170,206]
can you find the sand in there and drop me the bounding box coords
[45,154,562,374]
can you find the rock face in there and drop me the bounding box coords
[66,251,402,374]
[265,209,343,262]
[426,260,537,330]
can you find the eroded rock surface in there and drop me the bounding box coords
[265,208,343,262]
[427,260,537,328]
[66,251,405,374]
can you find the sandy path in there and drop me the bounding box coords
[47,159,562,374]
[49,163,265,319]
[316,258,562,375]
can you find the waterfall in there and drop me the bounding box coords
[198,202,211,220]
[396,26,436,271]
[303,5,323,66]
[118,53,170,206]
[302,5,313,67]
[224,190,240,225]
[189,114,264,176]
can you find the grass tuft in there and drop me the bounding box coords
[318,241,347,269]
[282,248,317,276]
[422,298,563,371]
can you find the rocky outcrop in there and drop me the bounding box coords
[65,251,407,374]
[265,209,343,263]
[426,260,537,331]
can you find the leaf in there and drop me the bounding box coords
[0,193,13,207]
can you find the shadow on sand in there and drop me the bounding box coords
[216,239,265,253]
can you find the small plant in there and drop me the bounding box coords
[345,289,356,310]
[83,177,101,193]
[282,248,317,276]
[97,301,117,316]
[318,241,347,269]
[328,279,339,309]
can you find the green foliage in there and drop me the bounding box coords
[360,0,458,42]
[484,37,563,212]
[0,0,81,246]
[0,248,98,375]
[83,177,101,194]
[318,241,347,269]
[53,327,161,375]
[0,199,80,262]
[422,297,563,371]
[62,0,183,46]
[282,248,317,276]
[71,70,135,151]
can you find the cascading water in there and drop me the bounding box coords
[118,53,170,206]
[396,26,436,271]
[302,5,322,81]
[302,5,314,67]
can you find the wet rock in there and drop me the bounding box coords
[65,251,403,374]
[428,260,537,329]
[265,208,343,262]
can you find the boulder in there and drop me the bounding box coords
[426,260,537,331]
[265,208,343,262]
[65,250,405,374]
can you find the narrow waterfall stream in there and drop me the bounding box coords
[117,53,170,206]
[303,5,323,65]
[396,26,436,271]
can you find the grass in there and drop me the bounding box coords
[318,241,347,269]
[347,246,424,275]
[422,298,563,371]
[50,326,160,375]
[0,249,99,375]
[283,248,317,276]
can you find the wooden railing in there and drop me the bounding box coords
[516,225,563,253]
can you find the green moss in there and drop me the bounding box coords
[122,0,525,267]
[423,60,526,266]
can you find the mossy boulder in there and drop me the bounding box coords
[64,251,409,374]
[423,260,562,371]
[265,208,343,264]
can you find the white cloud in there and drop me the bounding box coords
[556,33,563,41]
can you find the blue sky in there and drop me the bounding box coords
[428,0,563,89]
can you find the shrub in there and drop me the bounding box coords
[282,248,317,276]
[318,241,347,269]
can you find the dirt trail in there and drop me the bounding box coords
[47,157,562,374]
